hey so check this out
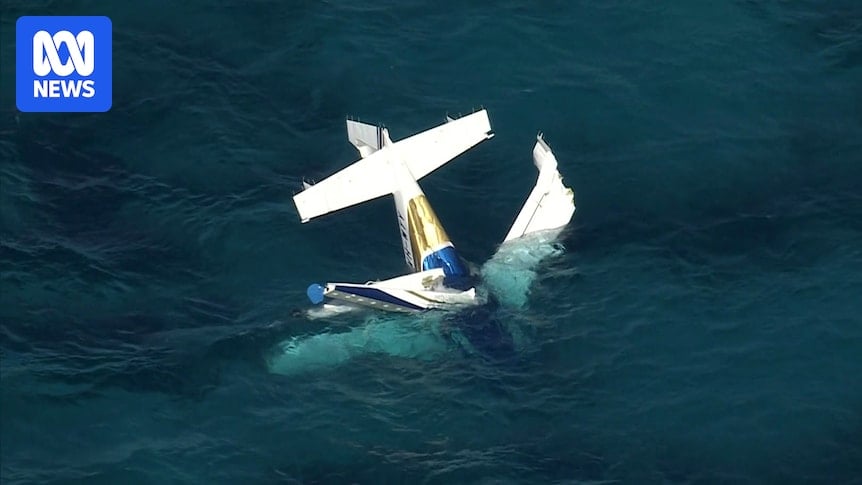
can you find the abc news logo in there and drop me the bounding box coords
[16,16,112,112]
[32,30,96,98]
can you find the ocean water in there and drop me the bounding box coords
[2,0,862,483]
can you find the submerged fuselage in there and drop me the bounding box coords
[268,228,569,375]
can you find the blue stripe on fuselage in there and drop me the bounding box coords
[422,246,473,290]
[421,246,469,277]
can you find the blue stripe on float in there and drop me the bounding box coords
[333,285,425,311]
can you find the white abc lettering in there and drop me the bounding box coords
[32,30,95,77]
[33,79,97,98]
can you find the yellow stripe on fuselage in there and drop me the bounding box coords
[407,194,451,269]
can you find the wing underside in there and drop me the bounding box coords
[293,109,494,223]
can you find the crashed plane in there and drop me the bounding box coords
[292,109,576,316]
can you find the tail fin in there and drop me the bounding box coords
[293,109,493,223]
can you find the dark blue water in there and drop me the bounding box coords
[2,1,862,483]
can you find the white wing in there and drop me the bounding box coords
[293,109,494,223]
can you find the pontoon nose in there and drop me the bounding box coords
[306,283,325,304]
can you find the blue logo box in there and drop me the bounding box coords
[16,16,112,113]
